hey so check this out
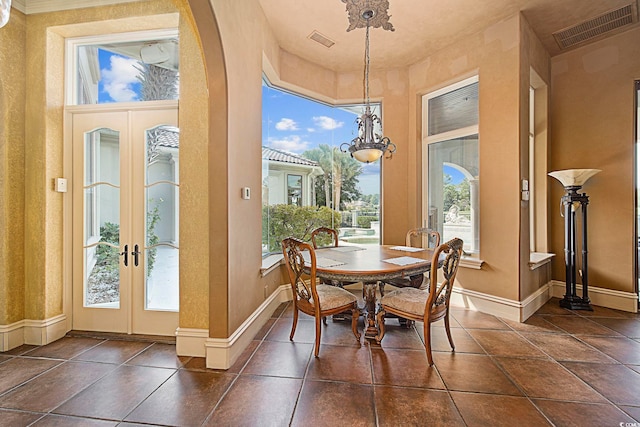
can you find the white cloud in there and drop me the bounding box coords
[275,118,299,131]
[101,55,140,102]
[313,116,343,130]
[307,128,315,133]
[267,135,310,153]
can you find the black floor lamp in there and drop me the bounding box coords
[548,169,601,311]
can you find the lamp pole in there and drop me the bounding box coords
[560,187,593,310]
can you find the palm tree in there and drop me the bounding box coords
[305,144,335,208]
[332,154,362,210]
[304,144,363,210]
[135,63,179,101]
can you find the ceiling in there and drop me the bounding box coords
[14,0,640,73]
[257,0,640,72]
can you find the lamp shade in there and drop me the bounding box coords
[548,169,601,188]
[352,148,383,163]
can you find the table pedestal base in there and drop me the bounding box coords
[363,282,379,340]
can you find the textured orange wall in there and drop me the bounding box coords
[408,15,522,300]
[550,28,638,293]
[0,9,26,324]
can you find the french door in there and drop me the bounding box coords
[70,101,179,335]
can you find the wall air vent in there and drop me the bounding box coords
[308,31,335,48]
[553,4,638,49]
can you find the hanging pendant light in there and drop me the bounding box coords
[0,0,11,28]
[340,4,396,163]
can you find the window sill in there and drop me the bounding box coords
[460,256,484,270]
[261,254,283,277]
[529,252,555,270]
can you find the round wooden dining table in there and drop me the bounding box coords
[309,244,437,339]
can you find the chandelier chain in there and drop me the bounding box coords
[364,22,370,106]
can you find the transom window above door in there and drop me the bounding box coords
[66,29,179,105]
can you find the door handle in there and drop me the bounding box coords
[120,244,128,267]
[132,244,140,267]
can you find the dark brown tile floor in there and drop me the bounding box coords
[1,297,639,426]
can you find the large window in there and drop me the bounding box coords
[423,76,479,255]
[262,80,382,255]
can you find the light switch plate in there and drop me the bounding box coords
[241,187,251,200]
[55,178,68,193]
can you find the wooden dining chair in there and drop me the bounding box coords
[379,228,441,296]
[281,237,361,357]
[310,226,339,250]
[310,227,355,288]
[375,237,463,365]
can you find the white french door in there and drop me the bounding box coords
[69,101,179,335]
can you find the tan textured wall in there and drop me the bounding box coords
[174,0,210,330]
[407,15,522,300]
[16,0,210,326]
[210,0,283,335]
[550,27,638,293]
[0,9,26,325]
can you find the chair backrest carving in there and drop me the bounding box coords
[406,227,441,249]
[282,237,317,303]
[428,238,463,310]
[311,227,339,249]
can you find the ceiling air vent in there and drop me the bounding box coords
[553,3,638,49]
[308,31,335,48]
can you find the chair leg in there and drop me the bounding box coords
[378,282,385,297]
[444,313,455,351]
[350,307,361,341]
[322,316,327,325]
[374,309,386,344]
[424,321,433,366]
[314,316,322,357]
[290,308,299,341]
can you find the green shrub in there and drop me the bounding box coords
[356,215,378,229]
[262,204,341,253]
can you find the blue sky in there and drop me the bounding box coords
[262,84,382,195]
[98,49,141,103]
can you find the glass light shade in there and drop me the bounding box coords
[352,148,383,163]
[548,169,601,188]
[0,0,10,28]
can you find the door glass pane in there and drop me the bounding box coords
[145,125,179,311]
[428,135,479,254]
[84,128,121,308]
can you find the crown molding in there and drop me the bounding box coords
[12,0,26,14]
[16,0,140,15]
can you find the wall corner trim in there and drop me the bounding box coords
[0,314,68,352]
[450,284,552,322]
[204,285,293,369]
[175,328,209,357]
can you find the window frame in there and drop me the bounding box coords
[261,76,383,258]
[422,75,482,267]
[64,28,179,106]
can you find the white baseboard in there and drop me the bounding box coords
[175,328,209,357]
[0,321,26,352]
[451,284,552,322]
[0,314,68,352]
[550,280,638,313]
[202,285,292,369]
[451,281,638,322]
